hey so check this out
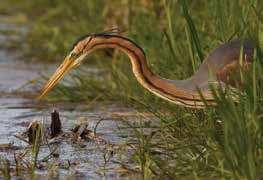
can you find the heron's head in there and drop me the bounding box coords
[37,35,95,99]
[37,28,124,99]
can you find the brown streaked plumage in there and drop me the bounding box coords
[37,32,254,108]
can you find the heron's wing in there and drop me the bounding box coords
[167,39,254,100]
[191,39,254,87]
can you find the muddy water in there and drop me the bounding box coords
[0,21,140,179]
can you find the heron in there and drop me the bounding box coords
[37,30,254,108]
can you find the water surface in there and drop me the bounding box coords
[0,19,140,179]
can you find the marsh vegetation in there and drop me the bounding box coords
[0,0,262,179]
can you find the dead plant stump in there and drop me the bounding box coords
[50,110,62,137]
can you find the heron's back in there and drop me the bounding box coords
[191,39,254,87]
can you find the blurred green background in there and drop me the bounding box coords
[1,0,262,103]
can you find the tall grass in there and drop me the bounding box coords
[0,157,11,180]
[127,59,262,179]
[0,0,262,179]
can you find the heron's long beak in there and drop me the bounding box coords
[37,56,76,100]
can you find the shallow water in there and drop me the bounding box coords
[0,19,140,179]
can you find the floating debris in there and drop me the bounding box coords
[50,110,62,138]
[71,117,91,139]
[27,120,43,145]
[70,117,107,144]
[0,143,20,151]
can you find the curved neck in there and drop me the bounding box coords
[86,35,213,108]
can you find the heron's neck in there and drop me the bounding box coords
[87,35,211,107]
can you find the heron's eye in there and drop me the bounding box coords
[70,52,78,59]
